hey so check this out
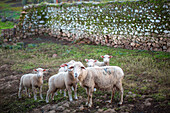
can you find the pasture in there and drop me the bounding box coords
[0,36,169,112]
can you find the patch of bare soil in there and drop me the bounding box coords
[0,36,169,113]
[21,35,72,45]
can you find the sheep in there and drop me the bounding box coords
[70,62,124,107]
[56,60,75,96]
[18,68,47,100]
[46,63,78,103]
[85,59,99,92]
[95,55,113,66]
[85,59,99,67]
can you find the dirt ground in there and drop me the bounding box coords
[0,0,169,112]
[0,36,169,113]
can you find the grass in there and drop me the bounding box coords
[0,21,15,29]
[0,40,170,112]
[0,0,21,29]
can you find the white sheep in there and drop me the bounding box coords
[70,62,124,107]
[85,59,99,92]
[18,68,47,100]
[95,55,113,66]
[85,59,99,67]
[56,60,75,96]
[46,63,78,103]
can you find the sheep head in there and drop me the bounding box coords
[85,59,97,67]
[101,55,113,65]
[33,68,47,77]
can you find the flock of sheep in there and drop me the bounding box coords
[18,55,124,107]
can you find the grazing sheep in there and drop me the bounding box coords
[46,63,78,103]
[70,62,124,107]
[18,68,47,100]
[95,55,113,66]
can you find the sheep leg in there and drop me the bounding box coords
[67,86,73,102]
[116,81,123,105]
[39,86,43,100]
[46,89,52,103]
[110,87,116,104]
[32,86,37,100]
[60,89,62,94]
[88,88,93,107]
[18,83,23,98]
[64,89,66,97]
[28,88,31,98]
[71,86,74,91]
[51,92,55,100]
[51,89,57,101]
[25,87,28,96]
[85,88,90,106]
[73,84,78,100]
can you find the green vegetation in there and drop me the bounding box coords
[0,41,169,112]
[0,21,15,29]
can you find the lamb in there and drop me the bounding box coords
[95,55,113,66]
[18,68,47,100]
[85,59,99,91]
[85,59,99,67]
[56,60,75,96]
[46,63,78,103]
[70,62,124,107]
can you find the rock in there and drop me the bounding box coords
[72,110,77,113]
[79,105,84,110]
[167,42,170,47]
[98,109,104,112]
[144,101,151,106]
[163,46,167,50]
[51,104,58,109]
[49,110,56,113]
[52,54,58,58]
[104,108,116,113]
[167,47,170,52]
[145,98,153,102]
[30,108,42,113]
[141,95,146,98]
[56,106,65,111]
[41,104,51,111]
[96,106,99,108]
[63,109,71,113]
[63,103,69,108]
[130,42,135,47]
[128,91,132,95]
[128,104,134,107]
[132,94,136,98]
[147,43,151,46]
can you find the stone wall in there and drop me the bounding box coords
[1,1,170,52]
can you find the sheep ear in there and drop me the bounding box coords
[43,69,46,72]
[109,56,113,58]
[34,69,37,72]
[94,60,97,62]
[69,66,74,69]
[85,59,88,62]
[60,64,67,67]
[81,66,86,70]
[101,56,104,58]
